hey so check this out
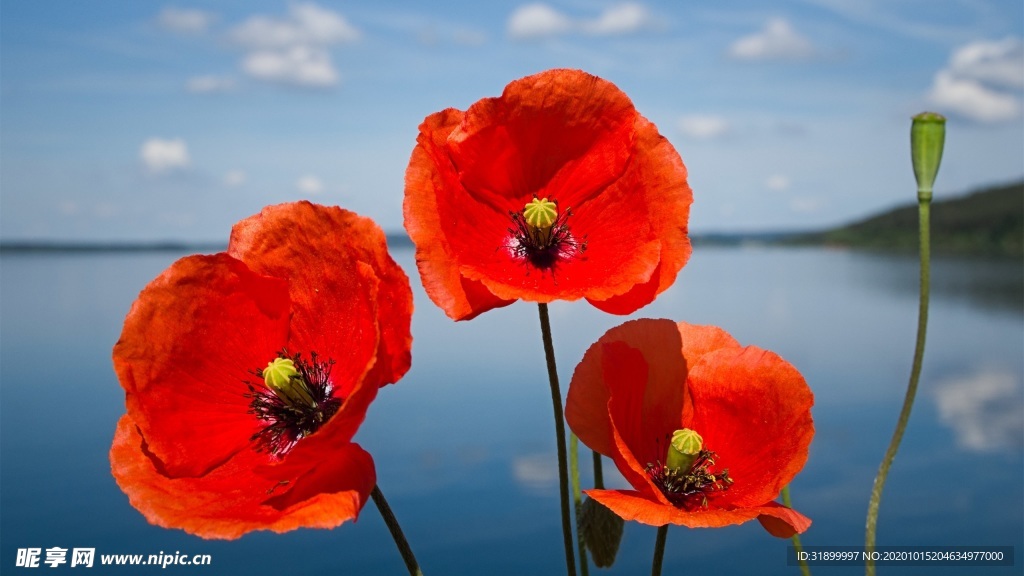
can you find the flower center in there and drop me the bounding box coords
[244,351,342,457]
[645,428,733,509]
[507,197,586,270]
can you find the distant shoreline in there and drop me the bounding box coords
[0,233,803,254]
[3,180,1020,257]
[0,234,416,253]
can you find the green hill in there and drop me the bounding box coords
[793,181,1023,257]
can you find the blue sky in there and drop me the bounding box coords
[2,0,1022,241]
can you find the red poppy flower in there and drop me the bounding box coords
[565,319,814,537]
[110,202,413,539]
[404,68,692,320]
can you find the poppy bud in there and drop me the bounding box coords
[579,496,625,568]
[910,112,945,201]
[666,428,703,472]
[263,357,315,408]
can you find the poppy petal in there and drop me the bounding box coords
[567,319,688,462]
[686,346,815,507]
[756,502,813,537]
[676,321,742,360]
[454,186,661,303]
[586,489,809,536]
[111,415,374,540]
[568,319,813,537]
[586,262,662,314]
[584,489,761,528]
[404,69,692,315]
[584,117,692,313]
[447,69,636,208]
[113,254,290,478]
[229,201,413,391]
[405,109,516,320]
[606,400,674,505]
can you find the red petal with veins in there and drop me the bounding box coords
[111,202,412,539]
[404,69,692,319]
[567,319,814,537]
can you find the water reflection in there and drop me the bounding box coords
[843,249,1024,313]
[935,369,1024,452]
[1,246,1021,575]
[512,453,558,492]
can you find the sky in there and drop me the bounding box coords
[1,0,1022,242]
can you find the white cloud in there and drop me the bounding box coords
[229,3,358,88]
[929,71,1021,123]
[677,115,731,140]
[582,3,653,35]
[935,370,1023,452]
[508,2,654,39]
[140,138,190,173]
[158,7,216,34]
[243,46,338,87]
[508,3,573,39]
[729,18,815,61]
[926,38,1023,123]
[223,170,246,187]
[230,3,359,49]
[949,38,1024,89]
[765,174,791,192]
[186,75,235,93]
[296,175,324,195]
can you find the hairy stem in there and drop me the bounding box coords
[371,484,424,576]
[651,525,668,576]
[593,450,605,489]
[538,303,578,576]
[865,200,931,576]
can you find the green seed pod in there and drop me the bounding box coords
[910,112,946,201]
[523,197,558,229]
[263,357,315,407]
[666,428,703,472]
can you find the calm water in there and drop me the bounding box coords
[2,246,1021,575]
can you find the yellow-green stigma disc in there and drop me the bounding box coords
[523,197,558,230]
[263,357,315,408]
[666,428,703,472]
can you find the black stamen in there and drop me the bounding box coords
[645,449,733,509]
[506,201,587,271]
[243,350,343,457]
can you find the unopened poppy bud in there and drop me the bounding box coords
[910,112,945,202]
[579,496,625,568]
[263,357,315,408]
[524,197,558,229]
[666,428,703,472]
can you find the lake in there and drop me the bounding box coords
[1,246,1021,575]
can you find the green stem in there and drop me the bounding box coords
[570,432,590,576]
[538,303,578,576]
[865,199,931,576]
[651,525,668,576]
[370,484,424,576]
[781,486,811,576]
[593,450,605,489]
